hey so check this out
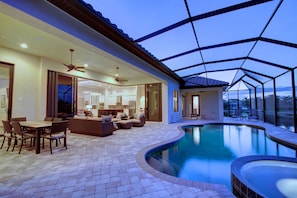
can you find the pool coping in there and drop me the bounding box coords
[136,119,297,197]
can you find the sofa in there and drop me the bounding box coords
[69,117,114,137]
[114,112,146,128]
[130,112,146,127]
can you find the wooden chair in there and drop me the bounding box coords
[11,117,28,130]
[44,117,53,121]
[11,117,27,122]
[1,120,13,151]
[53,117,63,121]
[11,121,36,154]
[41,121,68,154]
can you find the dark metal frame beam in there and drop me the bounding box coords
[160,37,296,63]
[273,79,277,125]
[260,37,297,49]
[175,56,291,75]
[229,72,265,91]
[242,76,262,87]
[174,57,243,72]
[240,68,274,79]
[160,38,257,62]
[135,0,271,42]
[262,83,266,121]
[182,68,238,79]
[291,70,297,133]
[248,57,291,70]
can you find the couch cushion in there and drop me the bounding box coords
[134,112,144,120]
[102,115,112,123]
[87,117,102,121]
[116,112,128,120]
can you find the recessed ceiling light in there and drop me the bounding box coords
[20,43,28,48]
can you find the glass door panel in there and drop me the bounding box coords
[145,83,162,121]
[47,71,76,119]
[0,62,13,123]
[192,95,200,115]
[57,75,76,118]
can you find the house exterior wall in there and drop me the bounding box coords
[181,87,224,121]
[0,1,222,124]
[0,47,43,121]
[0,1,185,124]
[0,46,184,124]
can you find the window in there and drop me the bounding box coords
[173,90,178,112]
[0,62,13,121]
[192,95,200,115]
[145,83,162,121]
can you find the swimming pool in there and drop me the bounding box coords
[146,124,296,190]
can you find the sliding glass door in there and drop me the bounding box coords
[192,95,200,116]
[0,62,13,122]
[145,83,162,121]
[47,71,77,119]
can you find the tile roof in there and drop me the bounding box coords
[183,76,229,88]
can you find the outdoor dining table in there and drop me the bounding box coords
[19,121,52,154]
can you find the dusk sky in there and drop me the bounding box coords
[83,1,297,91]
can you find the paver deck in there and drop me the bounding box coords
[0,118,296,197]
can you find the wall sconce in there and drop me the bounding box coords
[115,67,119,77]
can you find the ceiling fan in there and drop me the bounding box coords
[63,49,85,72]
[115,67,128,82]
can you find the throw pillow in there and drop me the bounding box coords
[102,115,112,123]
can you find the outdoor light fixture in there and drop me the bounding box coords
[115,67,119,77]
[20,43,28,48]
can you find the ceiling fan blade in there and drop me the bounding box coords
[63,63,70,68]
[63,48,85,72]
[116,77,128,82]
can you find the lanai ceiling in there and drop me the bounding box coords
[82,0,297,90]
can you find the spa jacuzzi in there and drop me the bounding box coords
[231,155,297,198]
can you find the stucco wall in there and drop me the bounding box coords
[166,81,183,123]
[182,87,224,121]
[0,47,43,121]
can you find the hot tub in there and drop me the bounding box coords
[231,155,297,198]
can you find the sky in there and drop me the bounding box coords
[82,1,297,91]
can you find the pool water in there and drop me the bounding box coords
[146,124,296,190]
[240,160,297,197]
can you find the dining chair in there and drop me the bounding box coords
[11,117,27,122]
[11,121,37,154]
[53,117,63,121]
[41,121,68,154]
[44,117,53,121]
[11,117,29,131]
[48,117,63,145]
[1,120,13,151]
[43,117,53,133]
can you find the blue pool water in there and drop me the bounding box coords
[146,124,296,190]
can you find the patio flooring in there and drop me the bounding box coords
[0,118,296,198]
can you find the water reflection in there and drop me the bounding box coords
[147,124,295,190]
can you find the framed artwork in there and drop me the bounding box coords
[1,95,5,108]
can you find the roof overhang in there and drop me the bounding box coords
[46,0,184,83]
